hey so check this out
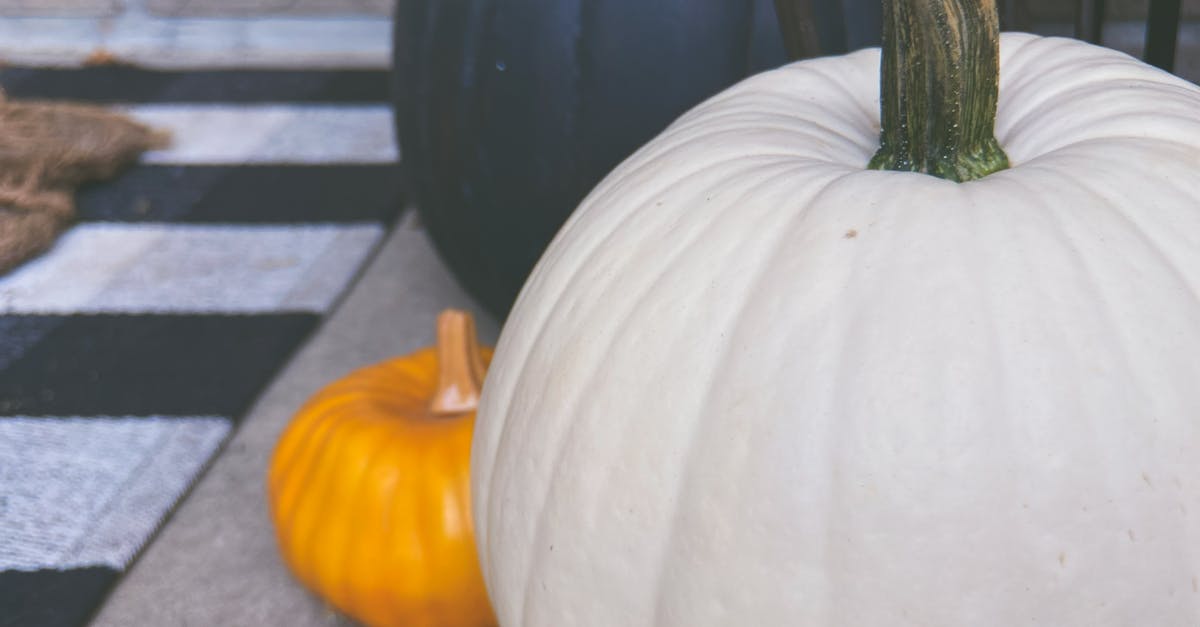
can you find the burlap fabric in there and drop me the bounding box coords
[0,95,168,274]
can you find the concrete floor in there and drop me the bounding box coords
[90,212,500,626]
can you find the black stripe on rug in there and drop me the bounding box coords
[77,165,403,224]
[0,567,118,627]
[0,316,65,372]
[0,68,390,103]
[0,314,318,417]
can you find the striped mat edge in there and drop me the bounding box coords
[0,67,401,627]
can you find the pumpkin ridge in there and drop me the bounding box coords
[272,393,369,492]
[290,411,370,596]
[273,412,336,584]
[377,434,424,620]
[509,159,823,624]
[476,150,793,567]
[790,61,881,141]
[646,165,866,622]
[813,192,897,619]
[994,46,1200,160]
[371,434,407,626]
[1046,155,1200,319]
[1008,98,1200,159]
[331,420,401,623]
[956,179,1021,575]
[272,395,376,527]
[271,402,352,543]
[415,425,475,614]
[666,118,870,168]
[984,175,1132,536]
[1027,161,1200,415]
[813,175,975,613]
[270,397,347,484]
[433,425,482,617]
[1010,178,1176,582]
[413,429,441,609]
[382,424,461,625]
[643,101,873,169]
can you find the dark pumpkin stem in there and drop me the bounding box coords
[868,0,1010,182]
[774,0,822,61]
[430,309,486,416]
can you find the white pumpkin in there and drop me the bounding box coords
[472,33,1200,626]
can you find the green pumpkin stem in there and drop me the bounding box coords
[868,0,1010,182]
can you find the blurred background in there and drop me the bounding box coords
[0,0,1193,319]
[0,0,1194,321]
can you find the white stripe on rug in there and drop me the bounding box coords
[123,105,398,164]
[0,416,230,571]
[0,14,389,70]
[0,223,384,314]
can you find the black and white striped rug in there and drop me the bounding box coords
[0,66,401,627]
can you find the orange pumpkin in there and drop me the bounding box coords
[267,309,496,627]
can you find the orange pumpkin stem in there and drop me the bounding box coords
[430,309,487,416]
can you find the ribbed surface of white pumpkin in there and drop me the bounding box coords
[472,34,1200,626]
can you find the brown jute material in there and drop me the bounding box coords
[0,94,169,275]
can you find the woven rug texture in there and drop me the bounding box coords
[0,66,401,627]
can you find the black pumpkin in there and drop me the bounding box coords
[393,0,882,317]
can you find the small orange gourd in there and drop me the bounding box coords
[267,309,496,627]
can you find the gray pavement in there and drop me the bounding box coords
[90,212,500,627]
